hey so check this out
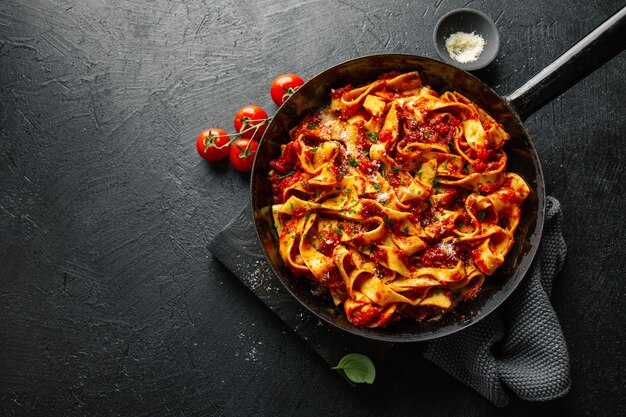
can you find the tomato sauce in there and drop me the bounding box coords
[330,85,352,100]
[372,248,388,264]
[270,141,301,174]
[360,201,383,217]
[317,230,341,257]
[420,241,458,268]
[350,305,382,327]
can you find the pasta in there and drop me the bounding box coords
[268,71,529,328]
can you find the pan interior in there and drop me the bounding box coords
[251,54,545,343]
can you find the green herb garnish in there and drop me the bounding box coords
[279,170,295,179]
[331,353,376,384]
[348,157,359,167]
[477,210,486,221]
[368,132,379,142]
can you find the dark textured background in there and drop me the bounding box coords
[1,0,625,416]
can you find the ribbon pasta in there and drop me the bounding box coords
[268,71,530,328]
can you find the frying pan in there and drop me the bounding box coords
[251,7,626,343]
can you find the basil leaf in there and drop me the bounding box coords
[331,353,376,384]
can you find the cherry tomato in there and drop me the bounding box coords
[233,105,268,140]
[229,138,259,172]
[196,128,231,162]
[270,74,305,106]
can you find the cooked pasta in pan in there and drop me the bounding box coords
[268,71,529,328]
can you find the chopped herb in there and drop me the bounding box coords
[477,210,486,221]
[403,225,409,235]
[442,160,448,170]
[431,177,439,188]
[462,164,469,174]
[307,122,319,130]
[373,183,381,190]
[392,166,400,174]
[383,217,391,226]
[348,157,359,167]
[334,229,343,236]
[368,132,379,142]
[279,170,295,179]
[417,171,423,179]
[362,150,370,158]
[447,141,454,151]
[309,147,318,153]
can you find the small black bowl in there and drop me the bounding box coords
[434,9,500,71]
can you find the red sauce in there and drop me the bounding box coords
[358,157,379,175]
[427,113,460,143]
[270,141,301,174]
[433,186,458,209]
[477,181,502,194]
[293,113,323,138]
[350,305,382,327]
[317,230,341,257]
[377,71,401,80]
[472,251,489,273]
[417,206,442,227]
[269,171,308,203]
[420,241,458,268]
[499,188,523,204]
[360,201,383,217]
[330,85,352,100]
[321,269,345,292]
[378,130,393,143]
[472,148,501,173]
[373,248,388,264]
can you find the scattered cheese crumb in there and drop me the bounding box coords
[438,241,456,257]
[376,192,390,203]
[445,31,485,63]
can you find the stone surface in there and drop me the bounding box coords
[1,0,624,415]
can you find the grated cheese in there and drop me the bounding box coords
[376,192,390,203]
[444,31,485,64]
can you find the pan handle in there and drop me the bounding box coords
[505,5,626,121]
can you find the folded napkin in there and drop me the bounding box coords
[208,196,569,406]
[423,196,570,406]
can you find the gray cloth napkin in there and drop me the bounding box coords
[208,196,569,407]
[423,196,570,406]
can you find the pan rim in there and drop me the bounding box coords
[250,53,546,343]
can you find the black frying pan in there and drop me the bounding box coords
[251,6,626,343]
